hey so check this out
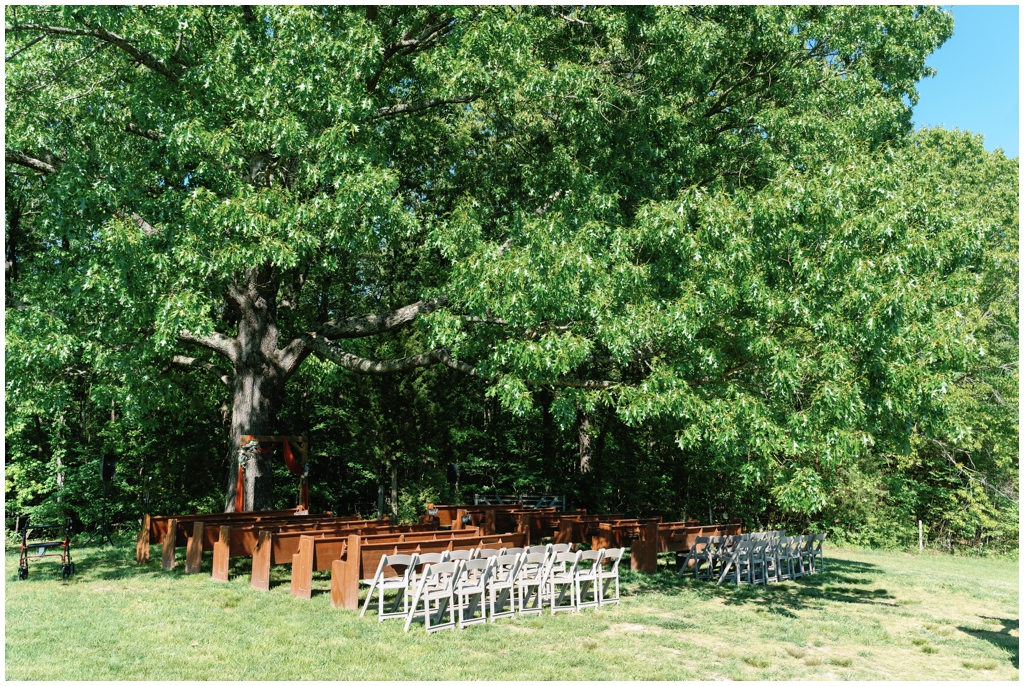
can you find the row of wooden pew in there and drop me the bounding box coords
[422,505,743,572]
[136,508,527,609]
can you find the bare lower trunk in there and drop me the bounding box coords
[223,366,283,512]
[390,462,398,519]
[578,413,592,474]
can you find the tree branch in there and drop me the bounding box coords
[6,22,181,86]
[178,330,240,363]
[303,332,444,374]
[125,122,164,141]
[317,297,447,338]
[114,210,160,236]
[5,33,45,62]
[373,94,478,119]
[277,336,313,380]
[6,150,61,175]
[171,355,232,387]
[366,15,454,93]
[307,333,619,389]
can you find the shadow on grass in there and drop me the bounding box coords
[960,617,1019,669]
[618,555,890,618]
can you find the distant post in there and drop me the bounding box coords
[918,520,923,550]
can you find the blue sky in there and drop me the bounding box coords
[912,5,1019,158]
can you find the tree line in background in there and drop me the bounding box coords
[5,6,1017,553]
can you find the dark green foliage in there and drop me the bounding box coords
[4,6,1016,552]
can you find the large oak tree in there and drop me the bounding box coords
[10,5,1004,515]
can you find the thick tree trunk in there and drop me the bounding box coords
[223,365,283,511]
[221,266,288,512]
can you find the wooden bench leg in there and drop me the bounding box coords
[330,535,361,609]
[161,518,178,570]
[185,522,204,574]
[290,536,314,600]
[136,514,151,564]
[330,558,361,609]
[212,525,231,581]
[630,521,660,573]
[251,530,272,591]
[516,513,531,547]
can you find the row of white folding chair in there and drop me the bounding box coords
[361,546,521,622]
[401,546,625,632]
[517,546,624,617]
[713,533,826,586]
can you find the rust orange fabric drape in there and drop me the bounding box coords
[235,464,245,512]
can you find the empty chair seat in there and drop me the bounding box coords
[516,552,551,616]
[808,533,826,573]
[574,549,603,612]
[455,558,493,629]
[762,537,780,584]
[361,553,418,622]
[546,550,580,615]
[487,553,523,622]
[776,537,799,581]
[680,536,711,580]
[597,547,624,606]
[718,539,753,585]
[405,561,461,633]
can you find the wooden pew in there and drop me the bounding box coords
[247,523,439,590]
[206,522,419,581]
[145,511,345,568]
[137,508,324,564]
[327,530,528,609]
[423,503,524,529]
[287,528,484,599]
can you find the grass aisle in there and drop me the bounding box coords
[5,535,1018,680]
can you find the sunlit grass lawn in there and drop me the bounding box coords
[5,533,1018,680]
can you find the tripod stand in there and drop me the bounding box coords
[85,479,115,546]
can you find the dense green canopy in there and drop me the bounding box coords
[5,6,1017,549]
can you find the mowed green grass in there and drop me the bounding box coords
[5,535,1018,680]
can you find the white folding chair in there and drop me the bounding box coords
[548,543,575,574]
[447,549,476,562]
[455,557,493,629]
[763,537,780,583]
[808,533,826,573]
[597,547,624,606]
[526,544,551,556]
[410,552,447,589]
[516,552,551,616]
[404,560,462,633]
[500,547,526,557]
[487,553,523,622]
[798,535,813,574]
[546,550,580,615]
[476,548,500,560]
[574,549,603,611]
[776,537,796,580]
[361,553,418,622]
[680,536,711,580]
